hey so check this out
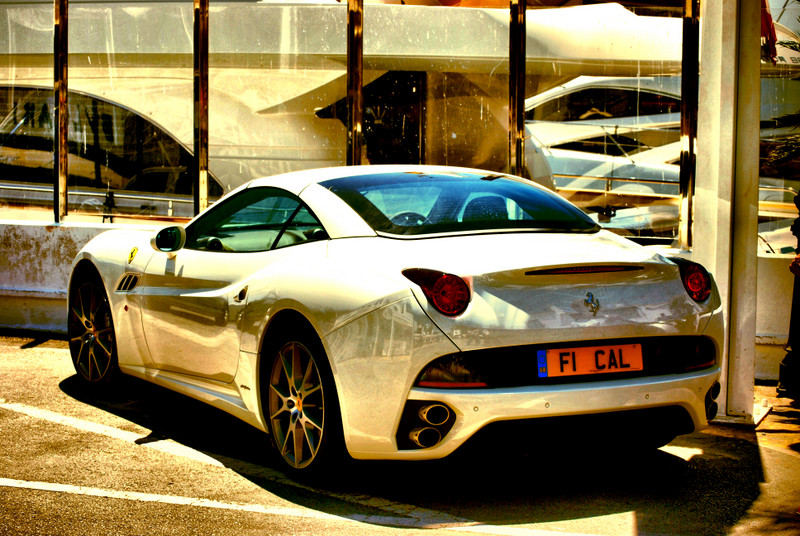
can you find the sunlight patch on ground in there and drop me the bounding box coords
[660,445,703,461]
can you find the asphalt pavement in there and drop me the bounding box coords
[0,329,798,536]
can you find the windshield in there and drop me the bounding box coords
[321,170,600,236]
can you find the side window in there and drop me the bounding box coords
[283,205,329,244]
[184,187,326,253]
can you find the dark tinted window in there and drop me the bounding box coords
[321,171,599,236]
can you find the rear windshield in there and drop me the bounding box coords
[320,170,600,236]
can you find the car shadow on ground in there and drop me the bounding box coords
[60,372,768,536]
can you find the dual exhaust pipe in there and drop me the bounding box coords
[706,381,721,421]
[408,403,451,448]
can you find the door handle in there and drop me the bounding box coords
[233,286,248,303]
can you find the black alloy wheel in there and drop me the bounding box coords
[68,277,118,384]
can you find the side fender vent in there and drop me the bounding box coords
[116,274,140,292]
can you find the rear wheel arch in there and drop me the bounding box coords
[258,310,325,376]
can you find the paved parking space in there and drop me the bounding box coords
[0,331,798,536]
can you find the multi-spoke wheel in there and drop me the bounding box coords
[265,327,341,472]
[68,276,118,385]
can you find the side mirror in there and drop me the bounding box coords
[151,226,186,257]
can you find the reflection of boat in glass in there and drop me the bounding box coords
[0,3,691,216]
[521,53,800,241]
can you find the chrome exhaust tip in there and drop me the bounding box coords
[409,427,442,449]
[705,381,721,421]
[418,403,450,426]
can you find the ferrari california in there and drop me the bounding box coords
[68,165,723,473]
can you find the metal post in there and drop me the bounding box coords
[346,0,363,166]
[193,0,209,215]
[777,194,800,399]
[509,0,526,177]
[53,0,68,222]
[679,0,699,250]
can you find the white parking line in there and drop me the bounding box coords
[0,477,346,519]
[0,477,609,536]
[0,401,611,536]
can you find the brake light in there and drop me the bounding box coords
[670,257,712,302]
[403,268,471,316]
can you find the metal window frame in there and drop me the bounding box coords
[680,0,700,250]
[53,0,68,222]
[509,0,526,177]
[193,0,209,215]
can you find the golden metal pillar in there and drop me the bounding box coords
[679,0,700,250]
[193,0,209,214]
[347,0,363,166]
[509,0,526,177]
[54,0,68,222]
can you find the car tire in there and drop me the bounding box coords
[68,273,119,385]
[263,323,343,474]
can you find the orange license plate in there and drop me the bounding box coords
[537,344,643,378]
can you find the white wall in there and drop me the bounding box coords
[756,254,795,380]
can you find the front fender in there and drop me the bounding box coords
[69,229,158,369]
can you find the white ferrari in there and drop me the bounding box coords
[68,165,723,473]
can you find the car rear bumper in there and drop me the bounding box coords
[349,367,720,460]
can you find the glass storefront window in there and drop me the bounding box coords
[208,2,347,188]
[758,19,800,255]
[4,0,793,236]
[0,1,697,228]
[359,5,511,176]
[0,2,55,215]
[522,3,685,241]
[63,1,215,220]
[1,85,222,219]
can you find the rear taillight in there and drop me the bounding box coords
[403,268,471,316]
[670,257,712,302]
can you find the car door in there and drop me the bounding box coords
[140,186,327,382]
